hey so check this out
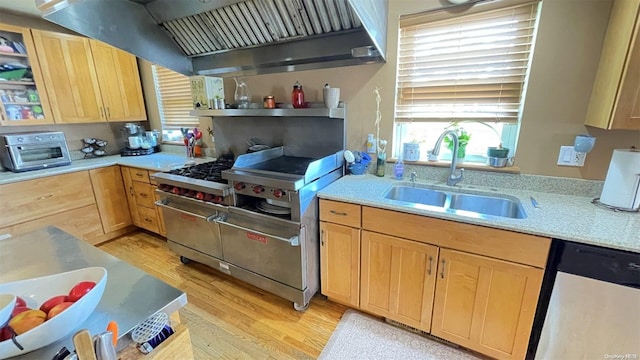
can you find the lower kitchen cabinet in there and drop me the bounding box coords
[121,165,165,235]
[431,249,543,360]
[360,230,438,333]
[320,221,360,307]
[318,199,550,360]
[89,165,131,233]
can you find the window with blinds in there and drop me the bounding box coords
[393,1,541,163]
[152,65,199,142]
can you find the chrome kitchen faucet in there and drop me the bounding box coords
[431,130,464,186]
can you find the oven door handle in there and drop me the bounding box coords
[214,219,300,247]
[155,200,217,222]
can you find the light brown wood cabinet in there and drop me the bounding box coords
[31,30,146,123]
[121,166,165,235]
[585,0,640,130]
[89,166,132,233]
[319,221,360,307]
[319,199,550,360]
[0,23,54,126]
[361,230,438,333]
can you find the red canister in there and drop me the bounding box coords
[292,81,305,108]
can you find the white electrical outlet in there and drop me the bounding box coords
[557,146,586,166]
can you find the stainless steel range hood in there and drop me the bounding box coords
[37,0,387,76]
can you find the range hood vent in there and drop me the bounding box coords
[38,0,387,76]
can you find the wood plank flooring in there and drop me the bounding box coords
[98,230,347,359]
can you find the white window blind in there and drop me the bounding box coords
[396,1,540,124]
[152,65,199,137]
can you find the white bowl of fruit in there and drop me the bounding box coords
[0,267,107,358]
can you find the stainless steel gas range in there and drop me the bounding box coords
[154,147,343,310]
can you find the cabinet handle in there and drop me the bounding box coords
[329,210,347,216]
[144,218,152,223]
[107,107,111,118]
[36,194,53,200]
[130,186,135,197]
[320,229,324,246]
[440,259,446,279]
[135,173,144,177]
[139,193,148,198]
[427,256,433,275]
[100,107,105,119]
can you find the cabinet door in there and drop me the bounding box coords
[320,221,360,307]
[89,166,132,233]
[90,40,147,122]
[121,166,141,227]
[360,231,438,333]
[0,24,54,125]
[31,30,104,123]
[584,0,640,130]
[432,249,543,360]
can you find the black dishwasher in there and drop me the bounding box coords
[532,241,640,359]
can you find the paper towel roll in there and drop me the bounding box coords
[600,149,640,210]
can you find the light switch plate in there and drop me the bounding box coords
[557,146,585,166]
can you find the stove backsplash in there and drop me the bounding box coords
[210,117,345,159]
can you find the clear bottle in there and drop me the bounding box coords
[292,81,305,108]
[394,155,404,180]
[234,77,250,109]
[366,134,376,153]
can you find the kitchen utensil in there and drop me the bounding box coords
[51,346,71,360]
[72,330,97,360]
[343,150,355,164]
[106,321,118,347]
[93,331,117,360]
[131,312,169,344]
[530,196,540,209]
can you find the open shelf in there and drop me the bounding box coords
[191,107,345,119]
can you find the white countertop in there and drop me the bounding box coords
[0,153,214,185]
[318,174,640,253]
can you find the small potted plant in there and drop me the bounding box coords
[443,123,471,160]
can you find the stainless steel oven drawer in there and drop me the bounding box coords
[157,197,224,259]
[217,207,305,290]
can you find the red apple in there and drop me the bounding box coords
[39,295,68,314]
[0,327,12,342]
[11,306,29,318]
[46,302,74,320]
[67,281,96,302]
[14,296,26,308]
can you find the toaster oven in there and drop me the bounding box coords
[0,131,71,172]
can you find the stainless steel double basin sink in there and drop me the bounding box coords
[384,183,527,219]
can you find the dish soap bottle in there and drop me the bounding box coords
[394,155,405,180]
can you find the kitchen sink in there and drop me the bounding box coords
[383,184,527,219]
[384,185,447,207]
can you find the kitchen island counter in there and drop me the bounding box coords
[0,153,214,185]
[318,174,640,253]
[0,226,188,359]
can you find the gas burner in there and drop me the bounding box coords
[167,157,234,183]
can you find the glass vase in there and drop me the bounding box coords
[376,152,386,177]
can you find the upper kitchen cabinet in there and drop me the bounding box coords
[585,0,640,130]
[31,30,146,123]
[0,23,54,126]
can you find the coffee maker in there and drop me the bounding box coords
[120,123,159,156]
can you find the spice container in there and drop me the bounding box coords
[263,95,275,109]
[292,81,305,108]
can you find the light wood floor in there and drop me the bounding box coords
[98,230,347,359]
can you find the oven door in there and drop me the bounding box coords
[156,195,225,259]
[7,143,70,171]
[216,207,305,290]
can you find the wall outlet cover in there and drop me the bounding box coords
[557,146,585,166]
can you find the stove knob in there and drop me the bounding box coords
[252,185,264,194]
[171,186,181,194]
[214,196,223,203]
[234,183,246,191]
[273,189,285,198]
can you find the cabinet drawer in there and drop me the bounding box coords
[133,181,155,208]
[137,206,160,233]
[0,172,95,228]
[320,199,361,228]
[128,167,150,183]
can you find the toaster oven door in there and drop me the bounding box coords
[6,143,71,171]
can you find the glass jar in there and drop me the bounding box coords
[292,81,305,108]
[376,152,386,177]
[263,95,275,109]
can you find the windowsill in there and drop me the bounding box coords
[389,159,521,174]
